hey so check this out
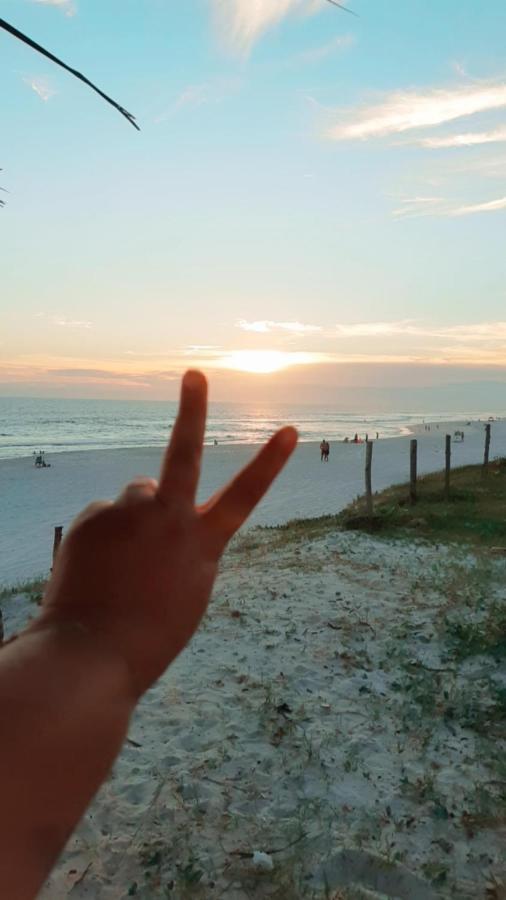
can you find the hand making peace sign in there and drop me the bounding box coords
[39,371,298,697]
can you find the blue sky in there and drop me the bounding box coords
[1,0,506,402]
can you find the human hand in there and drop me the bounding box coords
[36,371,297,697]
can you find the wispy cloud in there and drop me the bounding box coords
[237,318,506,341]
[327,82,506,141]
[154,79,240,123]
[333,320,506,342]
[185,345,222,352]
[392,196,444,218]
[236,319,322,334]
[32,0,76,17]
[334,320,420,337]
[292,33,355,66]
[416,126,506,149]
[393,194,506,219]
[23,76,57,102]
[214,0,321,48]
[51,369,152,387]
[446,154,506,179]
[154,85,209,123]
[450,196,506,217]
[52,317,92,328]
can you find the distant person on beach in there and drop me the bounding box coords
[0,372,297,899]
[320,439,329,462]
[33,450,51,468]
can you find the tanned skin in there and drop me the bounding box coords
[0,370,297,900]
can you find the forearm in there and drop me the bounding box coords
[0,621,135,900]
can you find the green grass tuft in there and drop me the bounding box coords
[0,578,47,604]
[339,459,506,547]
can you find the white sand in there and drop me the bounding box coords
[2,527,504,899]
[1,418,505,586]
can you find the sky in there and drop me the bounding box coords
[1,0,506,405]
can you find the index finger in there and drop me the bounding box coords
[158,370,207,506]
[201,426,297,549]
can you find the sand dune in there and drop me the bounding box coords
[2,525,504,898]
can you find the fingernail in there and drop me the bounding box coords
[183,370,207,391]
[279,427,298,448]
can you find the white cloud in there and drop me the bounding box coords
[327,82,506,141]
[214,0,320,48]
[452,61,468,79]
[334,321,420,337]
[52,317,92,328]
[154,79,240,124]
[334,320,506,342]
[392,193,506,219]
[450,196,506,217]
[154,85,209,123]
[416,126,506,149]
[237,318,506,343]
[392,196,444,218]
[186,345,221,351]
[448,154,506,179]
[236,319,322,334]
[24,77,56,102]
[32,0,76,16]
[293,33,355,66]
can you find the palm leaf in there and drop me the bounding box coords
[0,17,139,130]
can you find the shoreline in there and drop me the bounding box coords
[1,418,505,586]
[0,415,502,463]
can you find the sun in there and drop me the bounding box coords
[219,350,314,375]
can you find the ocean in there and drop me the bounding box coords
[0,396,501,460]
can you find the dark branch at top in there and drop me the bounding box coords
[325,0,359,16]
[0,17,139,130]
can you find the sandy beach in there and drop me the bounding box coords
[2,522,504,899]
[1,419,505,586]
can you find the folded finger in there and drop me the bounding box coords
[117,478,158,504]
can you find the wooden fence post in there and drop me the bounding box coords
[483,423,491,475]
[52,525,63,570]
[410,439,418,505]
[365,440,373,516]
[444,435,451,500]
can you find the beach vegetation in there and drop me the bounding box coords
[339,459,506,547]
[420,860,449,888]
[0,577,46,604]
[232,515,342,556]
[445,602,506,661]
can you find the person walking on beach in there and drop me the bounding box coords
[320,439,329,462]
